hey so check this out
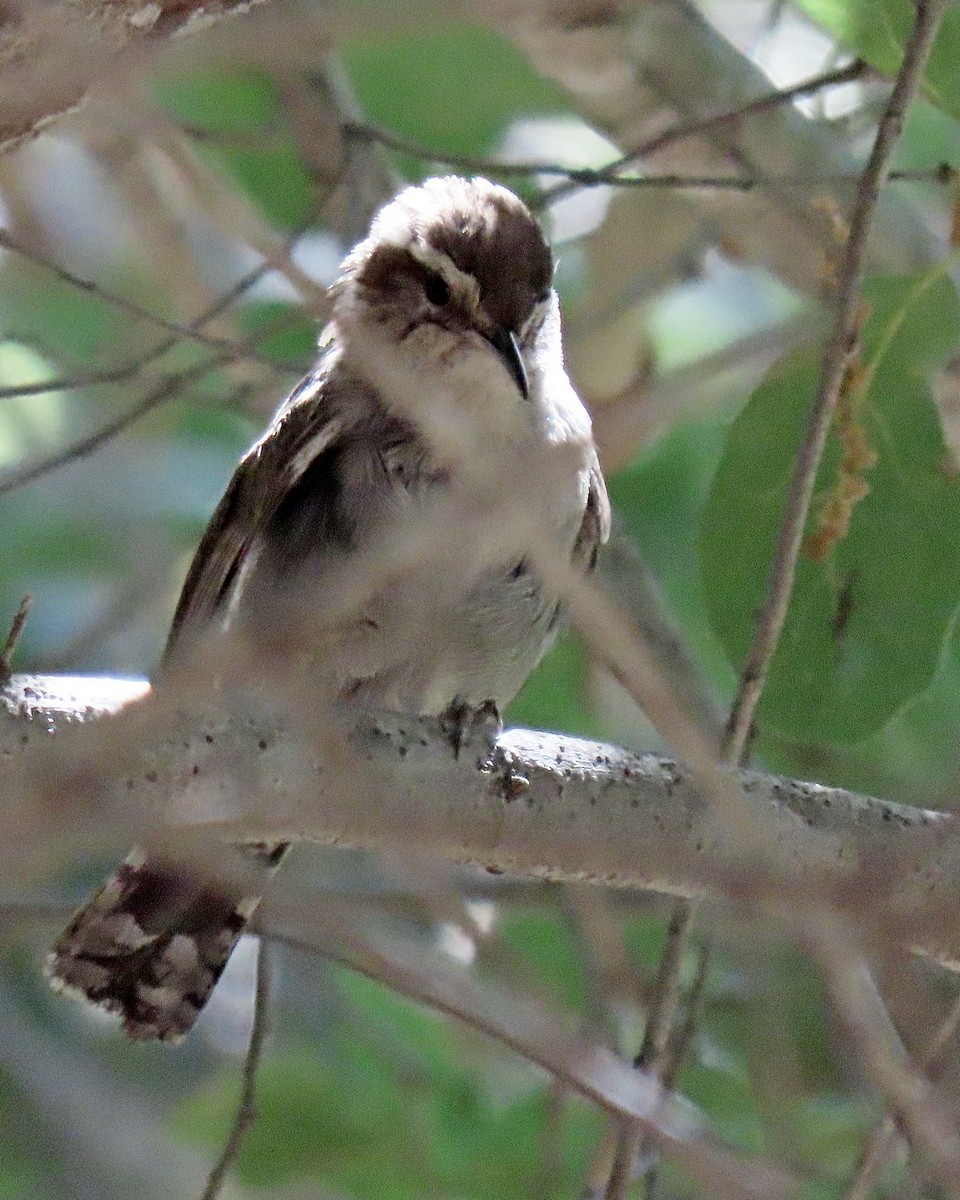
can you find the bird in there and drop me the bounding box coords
[45,175,610,1041]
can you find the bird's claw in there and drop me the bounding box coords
[439,696,502,764]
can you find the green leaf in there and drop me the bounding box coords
[0,263,114,364]
[700,271,960,742]
[610,418,738,693]
[154,68,280,131]
[174,1047,423,1189]
[237,300,317,368]
[793,0,960,122]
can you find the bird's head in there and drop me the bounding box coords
[332,177,556,414]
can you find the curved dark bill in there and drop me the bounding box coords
[487,326,529,400]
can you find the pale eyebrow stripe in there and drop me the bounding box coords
[407,242,481,309]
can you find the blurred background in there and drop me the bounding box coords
[3,0,960,1196]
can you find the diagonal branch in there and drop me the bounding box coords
[264,912,793,1200]
[0,355,253,497]
[844,988,960,1200]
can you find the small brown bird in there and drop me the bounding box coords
[46,176,610,1041]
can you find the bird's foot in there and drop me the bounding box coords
[439,696,502,764]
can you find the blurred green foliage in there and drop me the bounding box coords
[344,29,568,157]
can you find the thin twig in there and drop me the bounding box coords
[662,941,712,1095]
[200,938,272,1200]
[0,359,254,497]
[0,329,293,404]
[346,61,864,186]
[0,595,32,686]
[644,942,714,1200]
[534,165,951,199]
[844,988,960,1200]
[540,59,869,206]
[722,0,952,764]
[342,124,951,195]
[635,906,696,1071]
[622,61,868,164]
[0,365,157,401]
[0,238,314,411]
[604,902,697,1200]
[0,229,283,370]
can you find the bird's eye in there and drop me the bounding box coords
[423,272,451,306]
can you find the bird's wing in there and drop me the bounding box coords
[160,371,349,670]
[574,455,612,572]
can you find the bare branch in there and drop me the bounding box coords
[200,939,272,1200]
[844,988,960,1200]
[342,121,952,194]
[0,229,286,371]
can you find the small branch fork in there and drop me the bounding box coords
[0,229,286,373]
[0,203,338,496]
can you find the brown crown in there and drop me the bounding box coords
[353,176,553,335]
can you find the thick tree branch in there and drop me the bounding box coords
[0,1,267,153]
[2,673,958,964]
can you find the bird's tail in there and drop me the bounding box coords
[46,843,287,1042]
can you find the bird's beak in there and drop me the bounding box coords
[487,326,529,400]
